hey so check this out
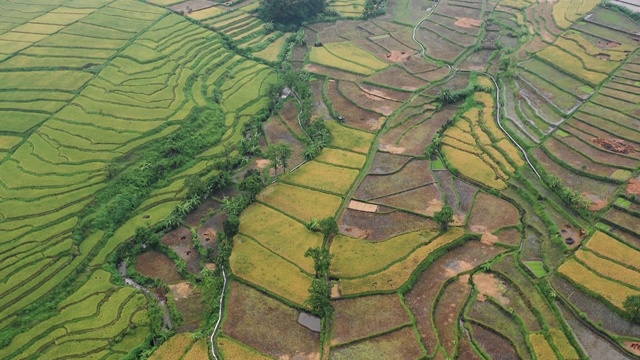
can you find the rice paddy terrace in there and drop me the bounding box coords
[0,0,639,359]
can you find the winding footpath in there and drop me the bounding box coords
[210,267,228,360]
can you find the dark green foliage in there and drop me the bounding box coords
[185,175,206,199]
[304,119,332,160]
[223,214,240,238]
[305,247,332,277]
[258,0,327,26]
[304,247,333,317]
[624,295,640,323]
[306,278,332,317]
[363,0,385,18]
[239,171,265,201]
[266,142,293,176]
[434,205,454,230]
[83,105,226,232]
[319,217,338,238]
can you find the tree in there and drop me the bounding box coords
[434,205,454,231]
[266,142,292,177]
[319,217,338,238]
[258,0,326,26]
[624,295,640,323]
[185,175,206,199]
[306,278,332,317]
[305,246,332,278]
[238,172,264,201]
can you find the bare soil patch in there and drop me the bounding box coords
[135,251,184,284]
[470,324,519,360]
[467,193,519,234]
[329,327,424,359]
[332,294,411,345]
[628,178,640,195]
[591,138,634,154]
[355,159,434,200]
[369,152,412,174]
[405,240,506,354]
[348,200,378,213]
[223,282,321,360]
[162,226,202,273]
[385,50,413,62]
[474,273,509,306]
[339,208,436,241]
[454,17,482,28]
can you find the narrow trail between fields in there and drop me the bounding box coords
[411,4,540,179]
[210,267,228,360]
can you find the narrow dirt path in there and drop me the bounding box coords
[210,267,228,360]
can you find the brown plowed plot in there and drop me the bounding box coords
[492,255,560,328]
[532,147,618,201]
[374,184,443,216]
[366,66,428,91]
[372,35,416,59]
[318,25,347,44]
[404,240,506,354]
[603,209,640,234]
[331,294,411,345]
[135,251,184,284]
[552,276,640,339]
[433,170,459,209]
[169,0,218,12]
[339,81,402,117]
[400,53,441,73]
[433,278,472,357]
[305,64,365,82]
[264,117,305,166]
[494,228,521,247]
[395,108,456,156]
[434,1,481,19]
[423,74,470,96]
[414,28,465,63]
[185,198,224,227]
[544,138,619,178]
[572,111,640,146]
[222,282,321,360]
[355,159,434,200]
[470,323,519,360]
[339,208,436,241]
[311,79,331,120]
[329,326,424,360]
[279,101,304,138]
[561,125,640,165]
[173,284,206,332]
[459,49,494,71]
[369,151,412,174]
[458,335,483,360]
[474,272,541,332]
[379,113,432,155]
[336,20,371,41]
[162,226,202,273]
[380,106,455,156]
[199,211,225,250]
[452,178,477,213]
[467,192,519,234]
[326,80,384,132]
[421,21,478,47]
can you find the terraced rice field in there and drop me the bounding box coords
[1,0,639,359]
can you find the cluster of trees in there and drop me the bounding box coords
[85,105,226,234]
[258,0,326,26]
[304,119,332,160]
[305,247,333,317]
[266,142,293,176]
